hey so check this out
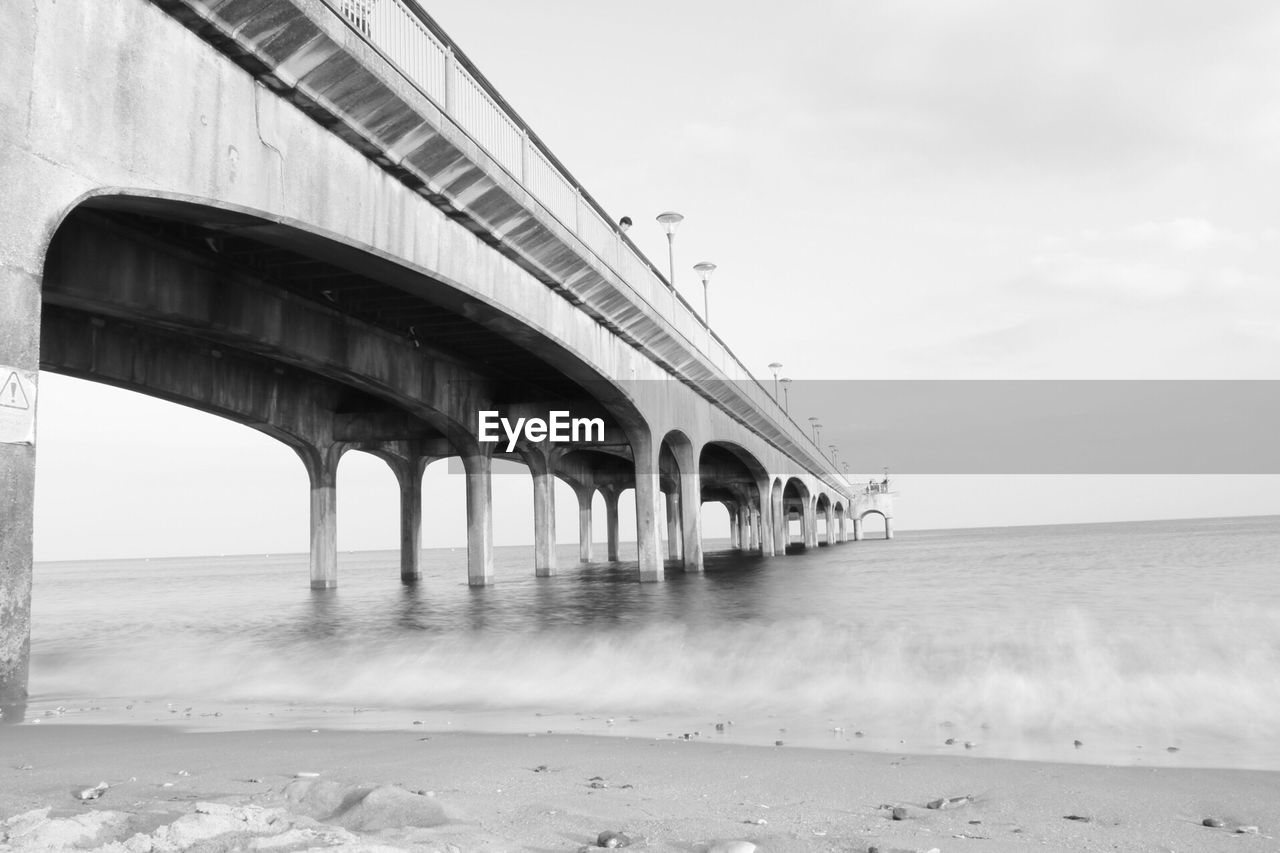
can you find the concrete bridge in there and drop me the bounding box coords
[0,0,893,717]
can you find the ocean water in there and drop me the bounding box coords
[26,516,1280,770]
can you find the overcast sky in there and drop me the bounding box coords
[32,0,1280,560]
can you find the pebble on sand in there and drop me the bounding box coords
[708,842,757,853]
[1202,817,1225,827]
[596,829,631,847]
[926,795,971,810]
[74,782,108,802]
[891,806,909,820]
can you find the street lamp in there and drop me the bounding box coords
[768,363,782,399]
[693,261,717,325]
[829,445,839,465]
[656,212,683,314]
[808,416,822,444]
[780,377,791,414]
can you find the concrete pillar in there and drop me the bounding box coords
[750,509,760,551]
[854,517,864,541]
[802,500,815,548]
[679,469,703,572]
[825,505,836,546]
[303,444,342,590]
[756,491,772,557]
[633,441,665,582]
[839,512,848,543]
[576,486,594,563]
[770,485,785,556]
[885,517,895,540]
[0,267,39,722]
[604,487,621,561]
[462,451,494,585]
[532,461,556,577]
[733,507,745,549]
[396,461,424,583]
[665,491,682,560]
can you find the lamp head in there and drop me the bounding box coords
[693,261,717,283]
[656,211,684,235]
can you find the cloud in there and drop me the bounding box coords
[788,0,1280,180]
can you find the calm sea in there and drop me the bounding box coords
[26,516,1280,770]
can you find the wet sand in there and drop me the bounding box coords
[1,724,1276,852]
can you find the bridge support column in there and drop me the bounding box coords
[300,444,342,590]
[772,490,786,555]
[679,470,703,572]
[825,505,836,546]
[750,509,760,551]
[885,517,895,540]
[758,495,774,556]
[665,491,682,560]
[0,262,40,722]
[633,440,664,582]
[576,486,594,563]
[853,517,864,541]
[603,487,621,561]
[839,512,848,543]
[531,459,556,577]
[732,507,743,549]
[463,451,494,585]
[805,500,819,548]
[395,458,427,583]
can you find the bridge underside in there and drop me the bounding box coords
[0,0,887,721]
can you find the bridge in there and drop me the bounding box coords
[0,0,894,717]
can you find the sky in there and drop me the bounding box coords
[32,0,1280,560]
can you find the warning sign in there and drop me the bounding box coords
[0,366,36,445]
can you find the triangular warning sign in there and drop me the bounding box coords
[0,371,30,410]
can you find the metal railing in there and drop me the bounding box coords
[323,0,844,485]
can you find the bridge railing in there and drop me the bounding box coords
[324,0,842,482]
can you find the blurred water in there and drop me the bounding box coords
[28,516,1280,769]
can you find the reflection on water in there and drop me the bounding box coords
[26,516,1280,769]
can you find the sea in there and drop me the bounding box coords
[25,515,1280,771]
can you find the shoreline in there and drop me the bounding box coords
[18,693,1280,774]
[2,724,1276,852]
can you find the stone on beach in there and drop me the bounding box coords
[284,778,450,830]
[75,781,110,801]
[1202,816,1225,827]
[891,805,909,820]
[707,841,756,853]
[1,807,128,850]
[926,795,972,809]
[596,829,632,847]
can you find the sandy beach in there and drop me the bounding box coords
[1,724,1276,852]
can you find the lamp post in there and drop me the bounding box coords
[768,363,782,399]
[693,261,717,349]
[780,377,791,414]
[656,212,683,315]
[830,445,839,466]
[808,417,822,445]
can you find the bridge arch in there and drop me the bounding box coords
[781,477,812,551]
[858,509,895,540]
[698,441,768,556]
